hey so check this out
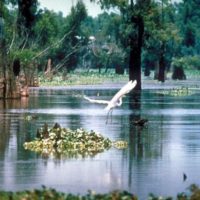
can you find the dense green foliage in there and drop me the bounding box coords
[1,184,200,200]
[1,0,200,85]
[0,188,138,200]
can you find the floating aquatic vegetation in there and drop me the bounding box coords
[24,114,39,121]
[157,86,194,97]
[113,140,128,149]
[0,186,138,200]
[1,184,200,199]
[23,123,127,158]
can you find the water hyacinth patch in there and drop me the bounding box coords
[1,184,200,199]
[23,123,127,158]
[0,186,138,200]
[157,86,194,97]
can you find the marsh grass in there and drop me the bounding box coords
[39,69,128,86]
[184,69,200,79]
[39,68,200,87]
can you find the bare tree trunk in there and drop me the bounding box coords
[158,43,166,82]
[129,15,144,91]
[0,37,6,98]
[154,61,159,80]
[0,15,21,98]
[45,58,52,74]
[0,77,5,98]
[25,61,38,86]
[0,52,21,99]
[5,67,21,98]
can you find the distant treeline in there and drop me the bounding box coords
[1,0,200,78]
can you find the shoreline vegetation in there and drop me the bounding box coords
[39,70,129,86]
[0,184,200,200]
[38,69,200,87]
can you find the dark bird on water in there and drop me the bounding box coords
[183,173,187,182]
[133,119,148,127]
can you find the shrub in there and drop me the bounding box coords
[172,56,200,70]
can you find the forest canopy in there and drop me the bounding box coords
[0,0,200,94]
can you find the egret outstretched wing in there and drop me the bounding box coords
[111,80,137,102]
[83,95,109,104]
[105,80,137,111]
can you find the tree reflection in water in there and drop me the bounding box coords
[127,90,166,191]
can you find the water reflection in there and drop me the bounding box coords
[0,86,200,199]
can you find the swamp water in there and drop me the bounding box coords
[0,82,200,199]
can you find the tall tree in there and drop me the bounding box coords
[143,0,181,80]
[91,0,152,90]
[33,10,63,47]
[58,0,87,71]
[17,0,38,47]
[0,0,6,98]
[177,0,200,55]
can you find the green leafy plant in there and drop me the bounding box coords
[23,123,127,158]
[172,56,200,70]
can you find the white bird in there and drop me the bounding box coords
[84,80,137,123]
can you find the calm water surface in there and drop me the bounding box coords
[1,83,200,199]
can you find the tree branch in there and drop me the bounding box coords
[32,30,73,60]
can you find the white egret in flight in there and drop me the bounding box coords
[84,80,137,123]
